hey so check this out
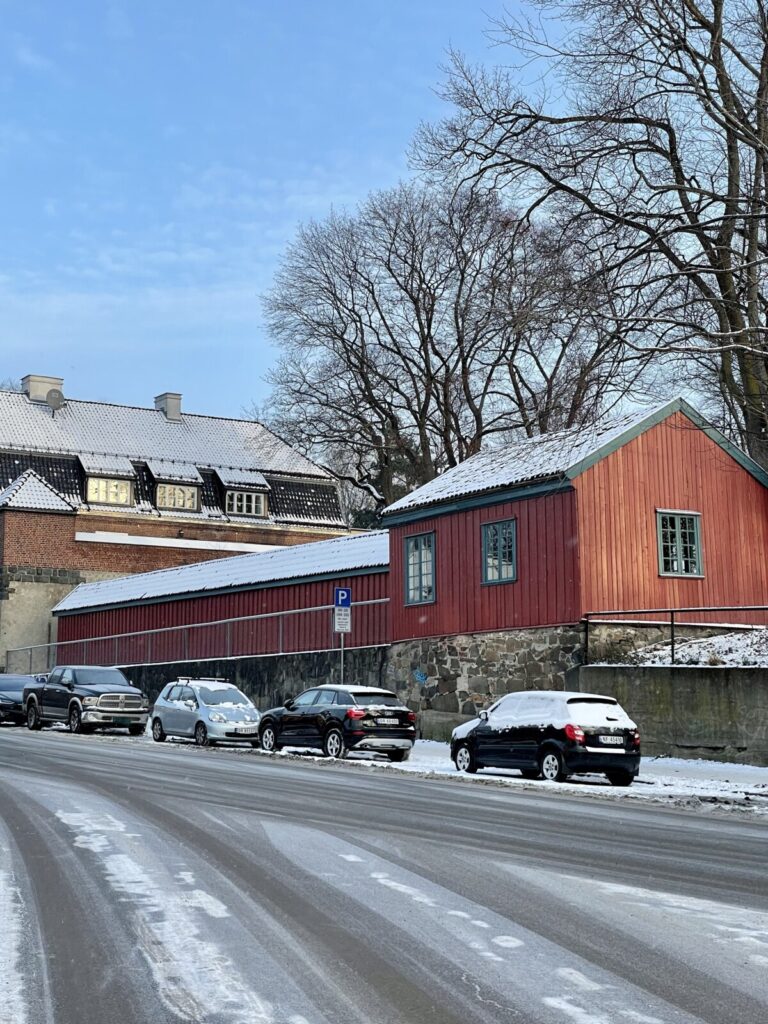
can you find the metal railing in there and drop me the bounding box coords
[582,604,768,665]
[6,598,390,675]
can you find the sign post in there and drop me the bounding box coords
[334,587,352,687]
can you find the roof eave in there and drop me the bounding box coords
[379,477,571,527]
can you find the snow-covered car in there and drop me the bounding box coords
[258,684,417,760]
[451,690,641,786]
[151,679,260,746]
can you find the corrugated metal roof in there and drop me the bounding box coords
[382,399,743,517]
[0,470,75,512]
[54,530,390,613]
[0,388,328,479]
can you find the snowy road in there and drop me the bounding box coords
[1,731,766,1024]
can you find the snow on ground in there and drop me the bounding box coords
[611,626,768,667]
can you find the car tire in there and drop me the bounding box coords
[194,722,209,747]
[454,742,477,774]
[323,727,347,759]
[26,701,42,731]
[128,724,145,737]
[520,768,540,780]
[151,718,166,743]
[68,704,85,734]
[606,770,634,787]
[387,749,410,763]
[539,747,567,782]
[259,723,280,752]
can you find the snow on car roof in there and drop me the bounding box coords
[314,684,395,693]
[54,530,390,613]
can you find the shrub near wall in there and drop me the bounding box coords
[576,665,768,766]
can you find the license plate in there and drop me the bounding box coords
[377,717,399,726]
[114,718,132,726]
[600,735,624,745]
[235,726,257,734]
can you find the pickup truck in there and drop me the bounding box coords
[23,665,150,735]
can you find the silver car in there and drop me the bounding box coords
[151,678,260,746]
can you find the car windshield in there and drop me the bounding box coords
[76,668,131,687]
[196,686,251,707]
[351,693,401,707]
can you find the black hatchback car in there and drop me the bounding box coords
[451,690,641,786]
[259,685,417,761]
[0,674,32,725]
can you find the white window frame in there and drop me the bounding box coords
[156,483,199,511]
[225,490,266,517]
[86,477,132,507]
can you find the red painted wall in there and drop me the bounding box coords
[388,489,581,641]
[56,571,390,664]
[575,411,768,622]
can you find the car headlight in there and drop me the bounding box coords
[209,712,227,723]
[82,696,99,706]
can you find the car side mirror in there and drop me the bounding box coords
[184,699,197,711]
[283,698,294,709]
[66,682,75,691]
[478,709,489,722]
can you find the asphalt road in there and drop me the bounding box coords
[0,730,766,1024]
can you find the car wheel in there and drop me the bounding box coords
[606,770,634,787]
[68,704,84,734]
[151,718,166,743]
[323,727,347,759]
[520,768,540,780]
[259,723,279,752]
[539,747,567,782]
[387,749,410,763]
[194,722,209,747]
[454,742,477,774]
[26,702,42,731]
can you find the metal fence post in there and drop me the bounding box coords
[226,620,232,658]
[583,616,590,665]
[670,610,676,665]
[278,615,284,654]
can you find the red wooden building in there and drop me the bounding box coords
[51,398,768,693]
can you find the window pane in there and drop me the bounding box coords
[87,477,130,505]
[405,533,434,604]
[658,512,701,576]
[483,520,516,582]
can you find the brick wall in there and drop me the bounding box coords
[0,509,345,575]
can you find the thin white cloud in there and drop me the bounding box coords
[13,41,55,73]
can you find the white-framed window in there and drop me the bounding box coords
[156,483,199,511]
[656,510,703,576]
[86,477,132,506]
[225,491,266,517]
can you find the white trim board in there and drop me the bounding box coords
[75,530,280,554]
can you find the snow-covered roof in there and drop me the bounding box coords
[382,398,767,518]
[54,530,390,613]
[0,470,75,512]
[0,388,328,480]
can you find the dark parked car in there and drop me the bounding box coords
[0,674,33,725]
[259,685,417,761]
[24,665,150,735]
[451,690,641,786]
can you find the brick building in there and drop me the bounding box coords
[0,374,348,665]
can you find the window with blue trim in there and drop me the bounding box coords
[405,533,435,604]
[482,519,517,584]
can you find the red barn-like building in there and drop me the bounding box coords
[52,399,768,707]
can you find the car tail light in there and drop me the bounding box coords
[564,723,585,744]
[346,708,366,720]
[407,711,416,723]
[631,730,641,748]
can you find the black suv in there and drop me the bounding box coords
[24,666,150,735]
[451,690,641,786]
[0,674,33,725]
[259,685,416,761]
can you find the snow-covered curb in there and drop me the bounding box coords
[31,728,768,818]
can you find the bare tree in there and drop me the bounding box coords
[418,0,768,465]
[261,181,646,507]
[0,378,22,391]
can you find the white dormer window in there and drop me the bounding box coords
[156,483,199,511]
[87,477,132,506]
[226,491,266,517]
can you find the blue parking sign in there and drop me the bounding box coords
[334,587,352,608]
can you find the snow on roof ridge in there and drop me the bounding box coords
[382,399,679,517]
[54,529,389,613]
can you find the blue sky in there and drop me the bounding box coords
[0,1,509,416]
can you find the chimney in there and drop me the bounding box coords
[154,391,182,421]
[22,374,64,403]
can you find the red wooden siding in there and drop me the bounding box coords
[389,489,581,641]
[56,571,390,664]
[575,411,768,623]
